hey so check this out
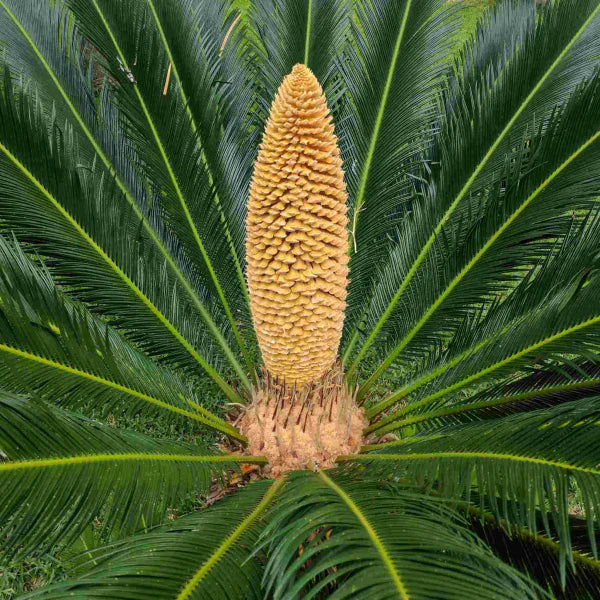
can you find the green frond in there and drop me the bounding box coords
[465,506,600,600]
[367,210,600,429]
[349,0,600,384]
[341,0,461,356]
[142,1,258,372]
[245,0,350,95]
[0,225,243,441]
[343,397,600,583]
[260,470,537,599]
[177,478,283,600]
[62,0,253,387]
[0,66,246,401]
[0,391,263,557]
[0,0,251,385]
[25,479,281,600]
[357,69,600,394]
[0,0,599,596]
[396,359,600,431]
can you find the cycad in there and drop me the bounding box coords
[0,0,600,598]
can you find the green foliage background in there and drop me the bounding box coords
[3,0,599,597]
[1,4,495,594]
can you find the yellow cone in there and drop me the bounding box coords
[247,64,349,386]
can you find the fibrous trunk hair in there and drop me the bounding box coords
[240,364,365,477]
[247,64,349,386]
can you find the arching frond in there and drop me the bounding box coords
[341,0,461,354]
[260,470,537,599]
[357,70,600,394]
[143,0,256,329]
[349,0,600,385]
[245,0,351,97]
[0,0,599,597]
[368,209,600,429]
[0,68,247,402]
[343,397,600,582]
[61,0,254,385]
[0,0,252,387]
[0,391,264,556]
[0,236,242,440]
[398,359,600,431]
[26,479,282,600]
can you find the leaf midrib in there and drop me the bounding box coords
[337,450,600,476]
[0,453,265,470]
[304,0,313,65]
[388,375,600,430]
[349,0,413,252]
[359,127,600,397]
[466,503,600,574]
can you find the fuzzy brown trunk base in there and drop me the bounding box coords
[240,365,365,477]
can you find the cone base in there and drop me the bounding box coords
[240,365,366,477]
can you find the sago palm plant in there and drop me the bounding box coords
[1,0,600,597]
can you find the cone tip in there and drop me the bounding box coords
[289,63,315,84]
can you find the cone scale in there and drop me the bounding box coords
[246,64,349,387]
